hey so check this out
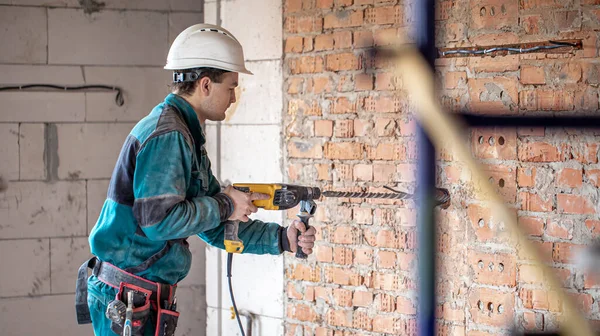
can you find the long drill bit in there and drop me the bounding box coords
[322,186,451,208]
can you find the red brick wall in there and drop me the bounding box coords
[283,0,600,335]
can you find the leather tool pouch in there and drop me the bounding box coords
[153,283,179,336]
[109,282,152,336]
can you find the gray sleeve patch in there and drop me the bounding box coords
[107,134,140,206]
[133,194,184,228]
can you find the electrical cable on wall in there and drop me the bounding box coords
[0,84,125,106]
[439,40,579,57]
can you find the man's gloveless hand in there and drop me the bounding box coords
[287,220,316,255]
[222,186,270,222]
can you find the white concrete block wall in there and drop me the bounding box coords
[204,1,285,335]
[0,2,206,335]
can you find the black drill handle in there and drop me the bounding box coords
[295,215,310,259]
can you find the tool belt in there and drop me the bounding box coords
[75,257,179,336]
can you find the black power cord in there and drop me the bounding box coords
[0,84,124,106]
[227,253,246,336]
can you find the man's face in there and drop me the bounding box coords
[202,72,238,122]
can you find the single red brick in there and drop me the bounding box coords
[314,120,334,137]
[557,194,595,214]
[331,96,357,114]
[483,164,517,203]
[353,30,374,48]
[445,71,467,89]
[354,247,373,265]
[325,267,362,286]
[287,283,303,299]
[364,5,402,25]
[520,65,546,84]
[285,36,304,53]
[469,287,514,327]
[518,216,545,237]
[333,31,352,49]
[335,120,354,138]
[332,226,358,244]
[518,264,543,284]
[546,217,574,240]
[467,77,518,113]
[517,167,536,187]
[353,164,373,182]
[520,0,564,10]
[316,0,334,8]
[572,141,599,164]
[288,141,323,159]
[471,0,518,29]
[373,164,396,182]
[469,55,519,74]
[333,246,353,265]
[326,52,362,71]
[315,163,330,181]
[372,315,396,334]
[286,264,321,281]
[287,77,304,94]
[316,245,333,262]
[519,192,553,212]
[377,250,396,268]
[468,250,516,286]
[352,207,372,224]
[324,142,363,159]
[308,76,332,94]
[333,288,352,307]
[288,56,324,74]
[552,242,580,263]
[518,141,564,162]
[287,303,318,321]
[326,309,352,327]
[324,9,363,29]
[314,34,334,51]
[314,286,332,303]
[353,291,373,307]
[521,14,542,34]
[285,0,303,13]
[354,73,373,91]
[520,90,575,111]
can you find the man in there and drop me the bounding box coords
[75,24,316,335]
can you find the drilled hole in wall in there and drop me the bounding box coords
[489,177,495,184]
[488,302,494,312]
[479,136,484,144]
[488,262,494,271]
[498,136,505,145]
[478,218,485,227]
[498,178,505,188]
[478,300,484,310]
[490,6,496,16]
[498,304,504,314]
[498,263,504,272]
[489,136,495,145]
[480,7,486,16]
[478,260,484,269]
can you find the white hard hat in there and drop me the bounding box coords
[165,24,252,75]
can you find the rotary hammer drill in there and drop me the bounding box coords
[223,183,451,258]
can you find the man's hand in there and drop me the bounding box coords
[287,220,316,255]
[222,186,270,222]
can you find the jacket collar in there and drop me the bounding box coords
[164,93,206,147]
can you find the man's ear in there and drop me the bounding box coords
[198,77,212,96]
